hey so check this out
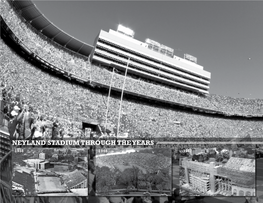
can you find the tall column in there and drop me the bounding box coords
[209,162,216,194]
[183,158,190,184]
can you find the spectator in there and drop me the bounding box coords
[0,2,262,141]
[51,120,60,140]
[8,105,25,139]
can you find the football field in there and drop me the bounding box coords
[38,176,67,193]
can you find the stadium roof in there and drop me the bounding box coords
[11,0,94,56]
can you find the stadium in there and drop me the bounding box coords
[0,0,263,203]
[180,147,255,197]
[95,148,171,196]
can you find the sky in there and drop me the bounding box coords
[32,0,263,99]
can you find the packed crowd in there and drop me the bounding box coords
[1,0,263,117]
[1,38,263,139]
[1,0,90,80]
[95,153,171,173]
[1,2,262,203]
[91,64,263,117]
[0,83,83,140]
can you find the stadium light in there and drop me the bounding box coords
[145,38,161,47]
[117,24,134,38]
[184,53,197,63]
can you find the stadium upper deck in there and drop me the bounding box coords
[6,0,94,56]
[1,0,263,118]
[91,29,211,94]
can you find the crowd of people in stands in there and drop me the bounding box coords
[1,0,263,118]
[91,64,263,117]
[1,0,90,80]
[1,1,262,203]
[96,153,171,173]
[0,81,83,140]
[1,37,263,139]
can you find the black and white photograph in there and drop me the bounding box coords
[94,147,172,196]
[1,0,263,202]
[12,147,88,196]
[179,144,256,197]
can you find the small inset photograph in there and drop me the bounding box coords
[12,147,88,196]
[179,144,256,197]
[94,146,172,196]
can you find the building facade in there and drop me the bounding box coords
[91,29,211,94]
[0,130,11,159]
[181,157,255,196]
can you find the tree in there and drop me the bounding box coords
[198,154,204,162]
[192,154,198,161]
[216,146,223,154]
[116,166,141,190]
[140,170,155,190]
[96,166,116,193]
[203,153,208,161]
[117,169,133,187]
[222,151,230,159]
[50,157,57,162]
[238,152,248,158]
[215,154,223,162]
[208,149,216,158]
[42,149,54,159]
[66,154,74,162]
[231,144,238,152]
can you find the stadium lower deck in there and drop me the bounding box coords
[1,36,262,139]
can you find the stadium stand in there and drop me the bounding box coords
[0,0,263,203]
[1,0,263,118]
[13,170,36,195]
[1,16,263,139]
[95,152,171,173]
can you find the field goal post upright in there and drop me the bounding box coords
[104,66,115,134]
[88,55,92,84]
[117,57,130,138]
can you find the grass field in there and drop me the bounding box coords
[38,176,67,193]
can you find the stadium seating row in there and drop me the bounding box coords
[1,38,262,138]
[1,0,262,117]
